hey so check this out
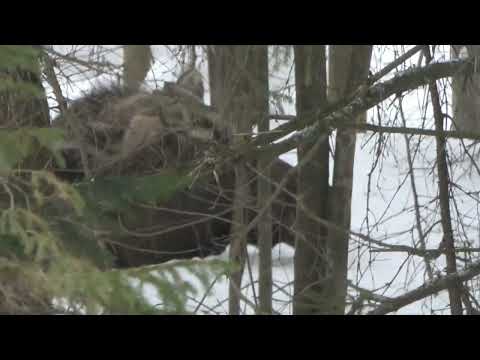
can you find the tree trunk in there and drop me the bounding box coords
[326,45,372,314]
[451,45,480,133]
[293,45,330,315]
[123,45,152,91]
[252,46,272,314]
[208,46,264,314]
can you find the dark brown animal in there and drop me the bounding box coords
[53,80,297,268]
[110,157,296,267]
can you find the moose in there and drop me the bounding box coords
[53,71,297,268]
[108,156,297,267]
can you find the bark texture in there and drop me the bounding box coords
[451,45,480,133]
[123,45,152,91]
[293,46,330,315]
[326,45,372,314]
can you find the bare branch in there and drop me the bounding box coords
[368,259,480,315]
[252,58,475,160]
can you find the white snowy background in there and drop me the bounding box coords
[44,45,480,314]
